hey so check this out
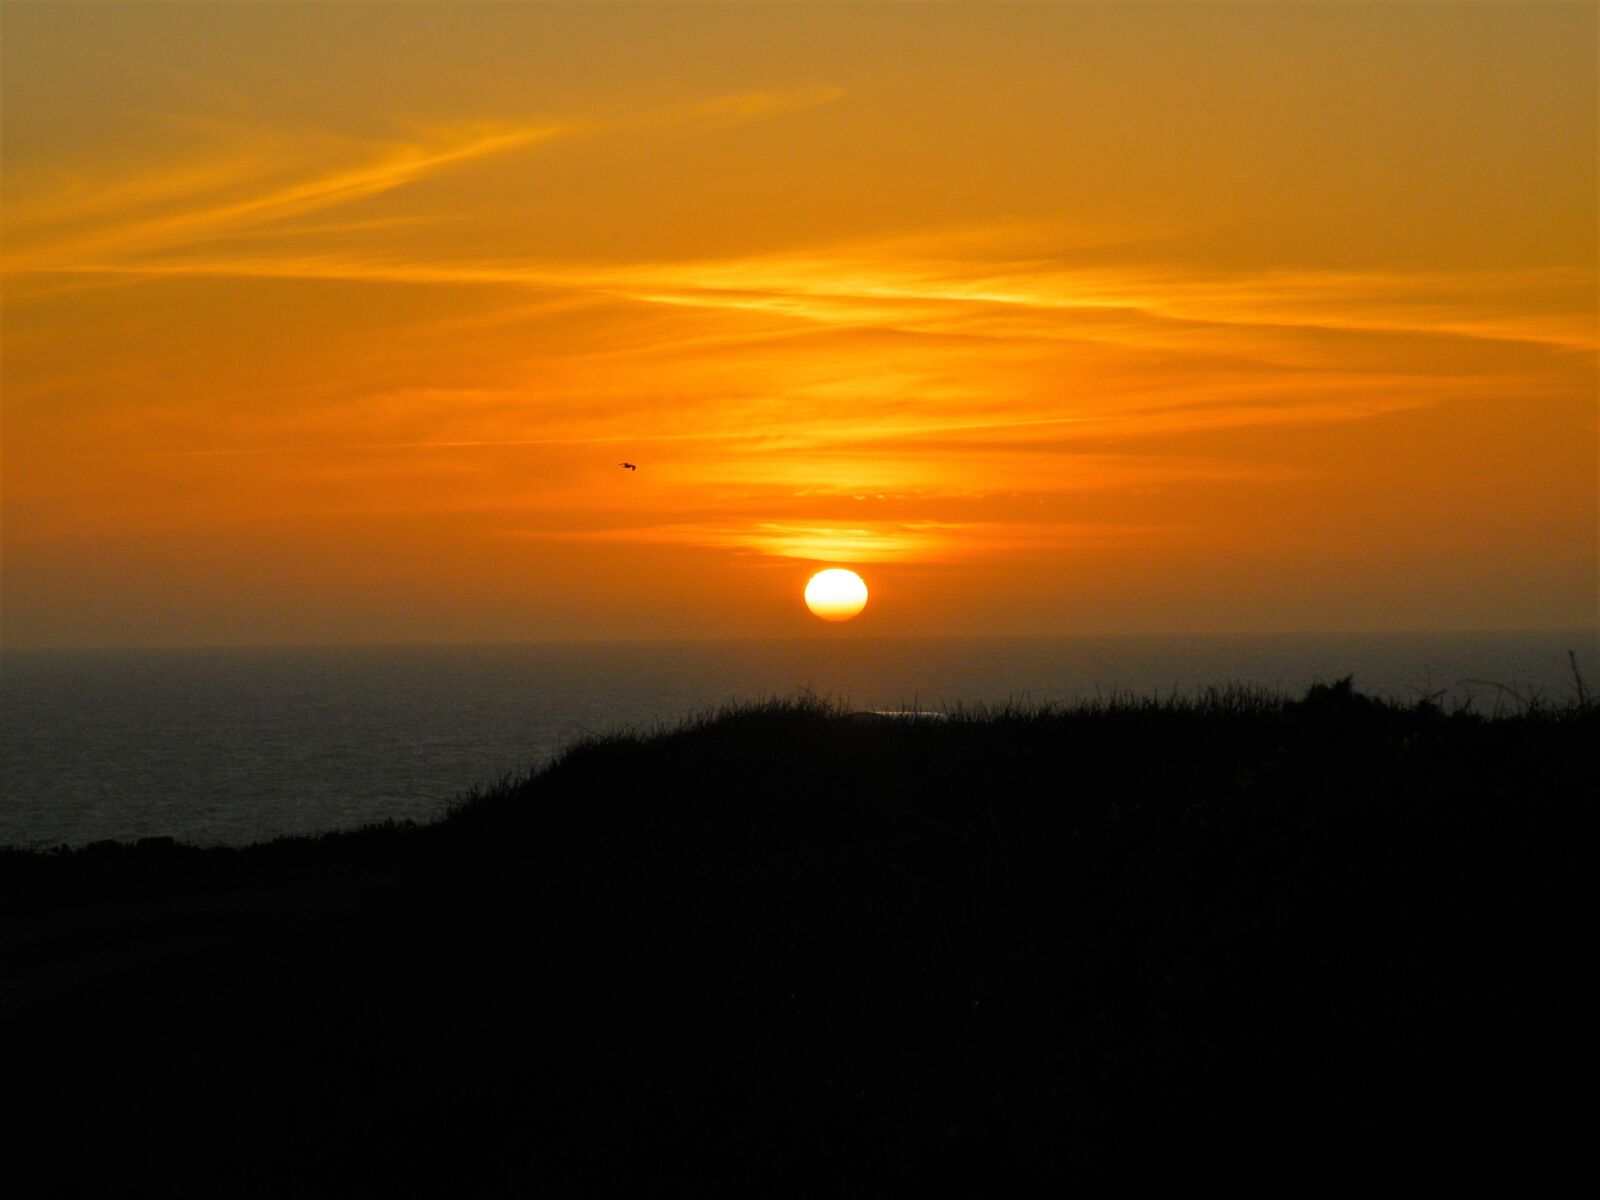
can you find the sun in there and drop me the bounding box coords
[804,568,869,622]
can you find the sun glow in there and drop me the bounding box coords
[804,569,869,622]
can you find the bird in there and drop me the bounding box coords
[619,462,637,471]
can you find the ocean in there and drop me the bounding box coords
[2,632,1594,849]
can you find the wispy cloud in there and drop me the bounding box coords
[2,86,849,274]
[3,121,567,270]
[502,517,1165,563]
[685,85,847,126]
[26,229,1590,357]
[6,92,1589,571]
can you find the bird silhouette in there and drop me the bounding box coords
[619,462,637,471]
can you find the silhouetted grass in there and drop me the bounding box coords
[2,683,1594,1195]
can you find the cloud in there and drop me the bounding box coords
[28,222,1577,484]
[2,85,847,275]
[503,517,1163,563]
[686,85,847,126]
[3,121,567,270]
[7,113,1590,571]
[25,218,1589,358]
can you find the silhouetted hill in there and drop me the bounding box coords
[3,686,1593,1194]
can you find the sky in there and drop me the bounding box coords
[2,1,1595,647]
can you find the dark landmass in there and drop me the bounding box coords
[3,683,1594,1194]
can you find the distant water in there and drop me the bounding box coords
[2,632,1594,848]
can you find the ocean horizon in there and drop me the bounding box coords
[4,630,1595,849]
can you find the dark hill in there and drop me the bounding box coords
[3,686,1593,1194]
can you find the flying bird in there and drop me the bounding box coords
[619,462,637,471]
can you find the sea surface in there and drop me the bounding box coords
[2,632,1594,848]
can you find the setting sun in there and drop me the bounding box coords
[805,569,869,622]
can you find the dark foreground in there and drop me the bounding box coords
[3,684,1594,1194]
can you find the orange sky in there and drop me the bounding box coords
[2,2,1595,647]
